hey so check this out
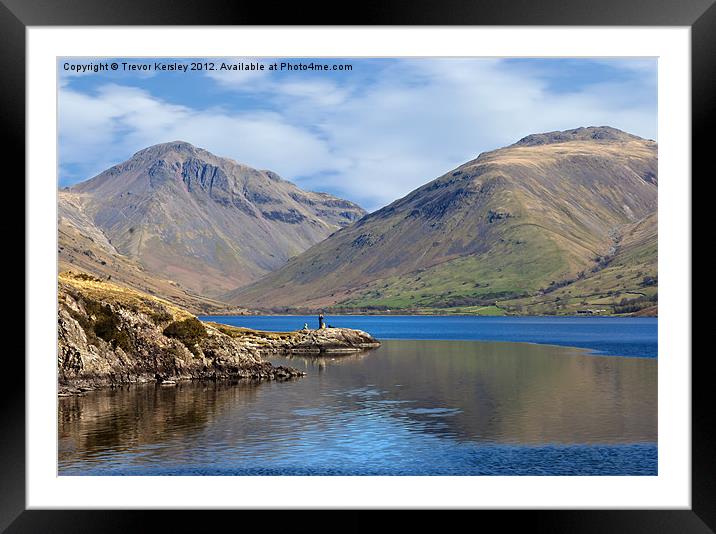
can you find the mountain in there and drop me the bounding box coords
[59,191,241,315]
[227,127,657,315]
[66,141,366,297]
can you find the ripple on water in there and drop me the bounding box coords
[404,407,463,417]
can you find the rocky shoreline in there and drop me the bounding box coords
[58,272,380,396]
[207,322,381,354]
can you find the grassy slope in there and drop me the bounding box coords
[337,224,570,311]
[59,271,194,322]
[498,212,657,315]
[338,212,657,316]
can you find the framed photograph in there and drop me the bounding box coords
[9,0,709,530]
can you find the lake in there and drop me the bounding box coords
[58,317,657,475]
[200,315,658,358]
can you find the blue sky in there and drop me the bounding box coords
[59,57,657,211]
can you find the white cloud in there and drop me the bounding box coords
[59,84,336,183]
[204,58,272,89]
[264,58,656,209]
[60,58,657,211]
[206,58,352,107]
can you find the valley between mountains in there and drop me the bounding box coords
[59,126,658,317]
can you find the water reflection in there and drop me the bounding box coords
[281,350,377,372]
[59,340,657,475]
[59,381,270,467]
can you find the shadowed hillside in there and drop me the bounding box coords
[59,191,241,315]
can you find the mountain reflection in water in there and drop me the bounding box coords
[59,340,657,475]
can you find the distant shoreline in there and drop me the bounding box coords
[199,312,658,319]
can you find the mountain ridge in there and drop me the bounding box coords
[226,126,657,315]
[510,126,650,147]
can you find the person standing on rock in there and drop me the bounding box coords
[318,313,325,329]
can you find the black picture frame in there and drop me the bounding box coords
[5,0,708,530]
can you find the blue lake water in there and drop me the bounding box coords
[200,315,658,358]
[59,317,658,476]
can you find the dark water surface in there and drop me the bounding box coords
[200,315,658,358]
[59,338,657,476]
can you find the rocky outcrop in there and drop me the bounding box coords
[57,272,380,395]
[208,323,381,354]
[58,273,305,394]
[511,126,646,147]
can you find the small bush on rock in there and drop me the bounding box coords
[72,299,134,352]
[163,318,207,356]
